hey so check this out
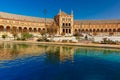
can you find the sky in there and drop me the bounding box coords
[0,0,120,20]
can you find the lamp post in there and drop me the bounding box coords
[43,9,47,34]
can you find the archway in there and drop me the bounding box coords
[29,28,32,32]
[113,29,116,32]
[6,26,11,32]
[34,28,37,32]
[0,25,4,31]
[38,28,41,32]
[86,29,88,32]
[23,27,27,32]
[93,29,96,32]
[97,29,100,32]
[12,26,17,32]
[104,29,108,32]
[82,29,84,32]
[117,28,120,32]
[89,29,92,32]
[18,27,22,32]
[109,29,112,32]
[101,29,103,32]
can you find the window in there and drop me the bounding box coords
[63,23,65,26]
[62,18,65,21]
[63,29,65,33]
[68,18,71,21]
[69,23,71,26]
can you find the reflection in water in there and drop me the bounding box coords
[0,42,120,80]
[0,42,120,62]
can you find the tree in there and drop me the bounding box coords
[47,22,58,37]
[40,30,46,38]
[85,35,88,40]
[11,28,18,39]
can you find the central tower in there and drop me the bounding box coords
[54,10,74,35]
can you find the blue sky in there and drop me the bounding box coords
[0,0,120,20]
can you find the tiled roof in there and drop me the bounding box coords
[0,12,53,23]
[74,20,120,24]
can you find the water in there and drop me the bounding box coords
[0,42,120,80]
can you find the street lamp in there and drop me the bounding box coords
[43,9,47,33]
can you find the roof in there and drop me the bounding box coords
[0,12,53,23]
[57,11,69,16]
[74,20,120,24]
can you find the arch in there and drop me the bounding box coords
[93,29,96,32]
[109,29,112,32]
[6,26,11,32]
[82,29,84,32]
[104,29,108,32]
[75,29,77,32]
[38,28,41,32]
[86,29,88,32]
[97,29,100,32]
[113,29,116,32]
[34,28,37,32]
[0,25,4,31]
[117,28,120,32]
[23,27,27,32]
[43,28,45,30]
[12,26,17,32]
[101,29,103,32]
[18,27,22,32]
[29,28,32,32]
[89,29,92,32]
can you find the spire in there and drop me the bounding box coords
[71,10,73,16]
[59,9,61,13]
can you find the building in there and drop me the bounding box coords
[0,10,120,36]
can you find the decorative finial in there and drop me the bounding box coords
[59,9,61,13]
[71,10,73,15]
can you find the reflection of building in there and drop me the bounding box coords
[59,46,74,62]
[0,10,120,36]
[0,43,47,60]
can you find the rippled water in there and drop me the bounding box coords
[0,42,120,80]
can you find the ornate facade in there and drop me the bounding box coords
[0,10,120,36]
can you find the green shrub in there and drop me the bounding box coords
[101,38,117,44]
[2,34,7,39]
[37,38,50,42]
[16,38,21,40]
[21,33,33,40]
[85,35,88,40]
[62,40,68,43]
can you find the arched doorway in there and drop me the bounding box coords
[113,29,116,32]
[0,25,4,31]
[29,28,32,32]
[6,26,11,32]
[38,28,41,32]
[117,28,120,32]
[23,27,27,32]
[12,26,17,32]
[18,27,22,32]
[34,28,37,32]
